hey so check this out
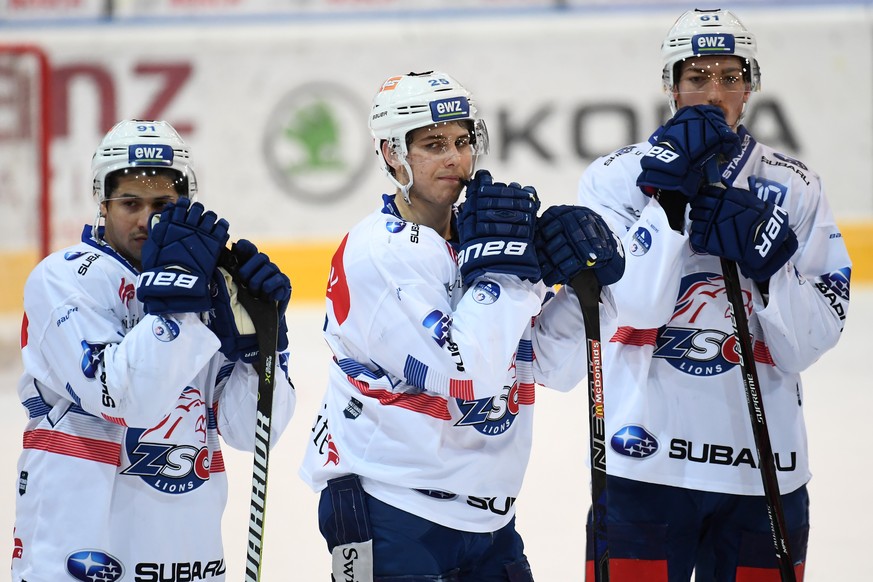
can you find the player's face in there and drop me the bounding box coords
[674,55,751,129]
[403,122,475,206]
[101,173,179,269]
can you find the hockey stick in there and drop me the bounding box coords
[219,248,280,582]
[719,257,796,581]
[704,163,796,581]
[570,270,609,582]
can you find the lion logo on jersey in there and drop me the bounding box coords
[653,272,748,377]
[121,387,210,494]
[455,382,521,436]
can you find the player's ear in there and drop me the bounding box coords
[381,140,396,162]
[381,140,402,176]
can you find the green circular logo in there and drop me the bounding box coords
[263,82,371,204]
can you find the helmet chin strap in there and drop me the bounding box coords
[382,139,415,205]
[386,156,414,205]
[93,207,107,244]
[734,101,749,129]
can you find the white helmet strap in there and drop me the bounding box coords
[381,137,415,204]
[383,162,414,205]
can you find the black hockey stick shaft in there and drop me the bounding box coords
[570,270,609,582]
[219,248,280,582]
[703,159,795,581]
[720,257,796,581]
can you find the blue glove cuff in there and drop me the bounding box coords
[137,267,211,314]
[458,236,541,286]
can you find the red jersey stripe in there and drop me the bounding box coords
[348,376,451,420]
[23,428,121,466]
[611,326,659,346]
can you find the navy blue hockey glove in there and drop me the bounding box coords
[637,105,741,199]
[209,239,290,362]
[137,197,230,314]
[458,169,541,287]
[534,205,625,287]
[689,184,798,282]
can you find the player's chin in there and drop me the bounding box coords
[444,184,464,204]
[129,237,147,255]
[437,177,464,194]
[121,247,143,269]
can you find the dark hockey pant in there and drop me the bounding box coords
[319,475,534,581]
[585,475,809,581]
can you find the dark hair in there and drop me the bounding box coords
[104,167,188,199]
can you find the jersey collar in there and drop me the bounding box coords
[81,225,140,275]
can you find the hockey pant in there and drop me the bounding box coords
[318,475,534,581]
[584,475,809,582]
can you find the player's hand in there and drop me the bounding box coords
[637,105,741,199]
[137,197,230,314]
[458,169,541,286]
[689,184,798,281]
[534,205,625,287]
[232,239,291,317]
[208,239,290,362]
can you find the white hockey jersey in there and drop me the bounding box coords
[13,226,296,582]
[300,194,607,533]
[577,127,851,496]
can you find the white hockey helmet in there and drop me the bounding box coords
[91,119,197,203]
[661,8,761,113]
[369,71,489,203]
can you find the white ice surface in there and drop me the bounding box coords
[0,289,869,580]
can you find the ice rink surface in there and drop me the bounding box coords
[0,289,869,581]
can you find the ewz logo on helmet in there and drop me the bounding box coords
[128,143,175,165]
[430,96,470,121]
[693,33,736,53]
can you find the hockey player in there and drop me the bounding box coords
[299,70,625,581]
[13,120,296,581]
[577,9,852,581]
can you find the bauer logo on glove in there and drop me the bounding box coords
[642,145,681,165]
[754,205,789,259]
[137,268,199,290]
[457,241,530,273]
